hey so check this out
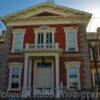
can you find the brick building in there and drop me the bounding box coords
[0,2,92,97]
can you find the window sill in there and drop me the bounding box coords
[7,88,21,91]
[65,49,79,52]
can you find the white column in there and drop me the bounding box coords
[28,59,32,91]
[22,54,29,96]
[55,55,60,98]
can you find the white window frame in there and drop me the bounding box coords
[65,62,81,90]
[64,27,78,51]
[34,26,55,45]
[12,29,25,53]
[8,62,23,91]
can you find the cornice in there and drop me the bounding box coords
[5,16,90,26]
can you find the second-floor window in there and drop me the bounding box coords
[37,32,53,44]
[66,31,78,51]
[34,27,55,48]
[12,30,25,53]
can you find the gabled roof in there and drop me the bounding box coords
[1,2,91,19]
[0,2,92,26]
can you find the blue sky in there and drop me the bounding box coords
[0,0,100,33]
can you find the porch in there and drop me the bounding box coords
[22,52,61,98]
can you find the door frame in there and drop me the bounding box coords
[33,58,54,91]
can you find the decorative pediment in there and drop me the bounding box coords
[0,2,92,26]
[33,12,61,17]
[1,3,91,19]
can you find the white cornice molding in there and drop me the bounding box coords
[6,19,89,26]
[64,62,81,68]
[64,27,78,34]
[12,29,26,33]
[8,62,23,68]
[34,26,56,34]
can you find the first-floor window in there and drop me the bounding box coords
[65,62,80,90]
[8,63,22,90]
[11,67,20,89]
[68,67,78,89]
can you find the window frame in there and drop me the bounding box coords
[64,27,78,51]
[8,62,23,91]
[34,26,55,45]
[65,62,81,90]
[12,29,25,53]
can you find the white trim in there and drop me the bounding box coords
[12,29,25,53]
[64,27,78,51]
[65,62,81,90]
[6,19,89,27]
[34,26,55,45]
[22,55,29,96]
[8,62,23,91]
[22,53,60,97]
[55,55,60,98]
[28,59,32,90]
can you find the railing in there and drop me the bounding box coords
[25,43,59,51]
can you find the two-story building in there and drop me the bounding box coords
[1,2,92,97]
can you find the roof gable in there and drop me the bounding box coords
[1,2,91,19]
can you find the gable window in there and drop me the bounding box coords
[64,28,78,51]
[8,63,23,90]
[12,29,25,53]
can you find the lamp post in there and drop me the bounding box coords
[89,41,100,92]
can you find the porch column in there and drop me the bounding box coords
[22,55,29,96]
[28,59,32,91]
[55,55,60,98]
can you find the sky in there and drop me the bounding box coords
[0,0,100,34]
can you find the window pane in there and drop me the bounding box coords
[14,33,24,52]
[37,32,44,44]
[69,67,78,89]
[11,83,19,89]
[46,32,52,44]
[67,32,77,50]
[11,67,20,89]
[37,63,51,68]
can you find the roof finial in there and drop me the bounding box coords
[47,0,55,3]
